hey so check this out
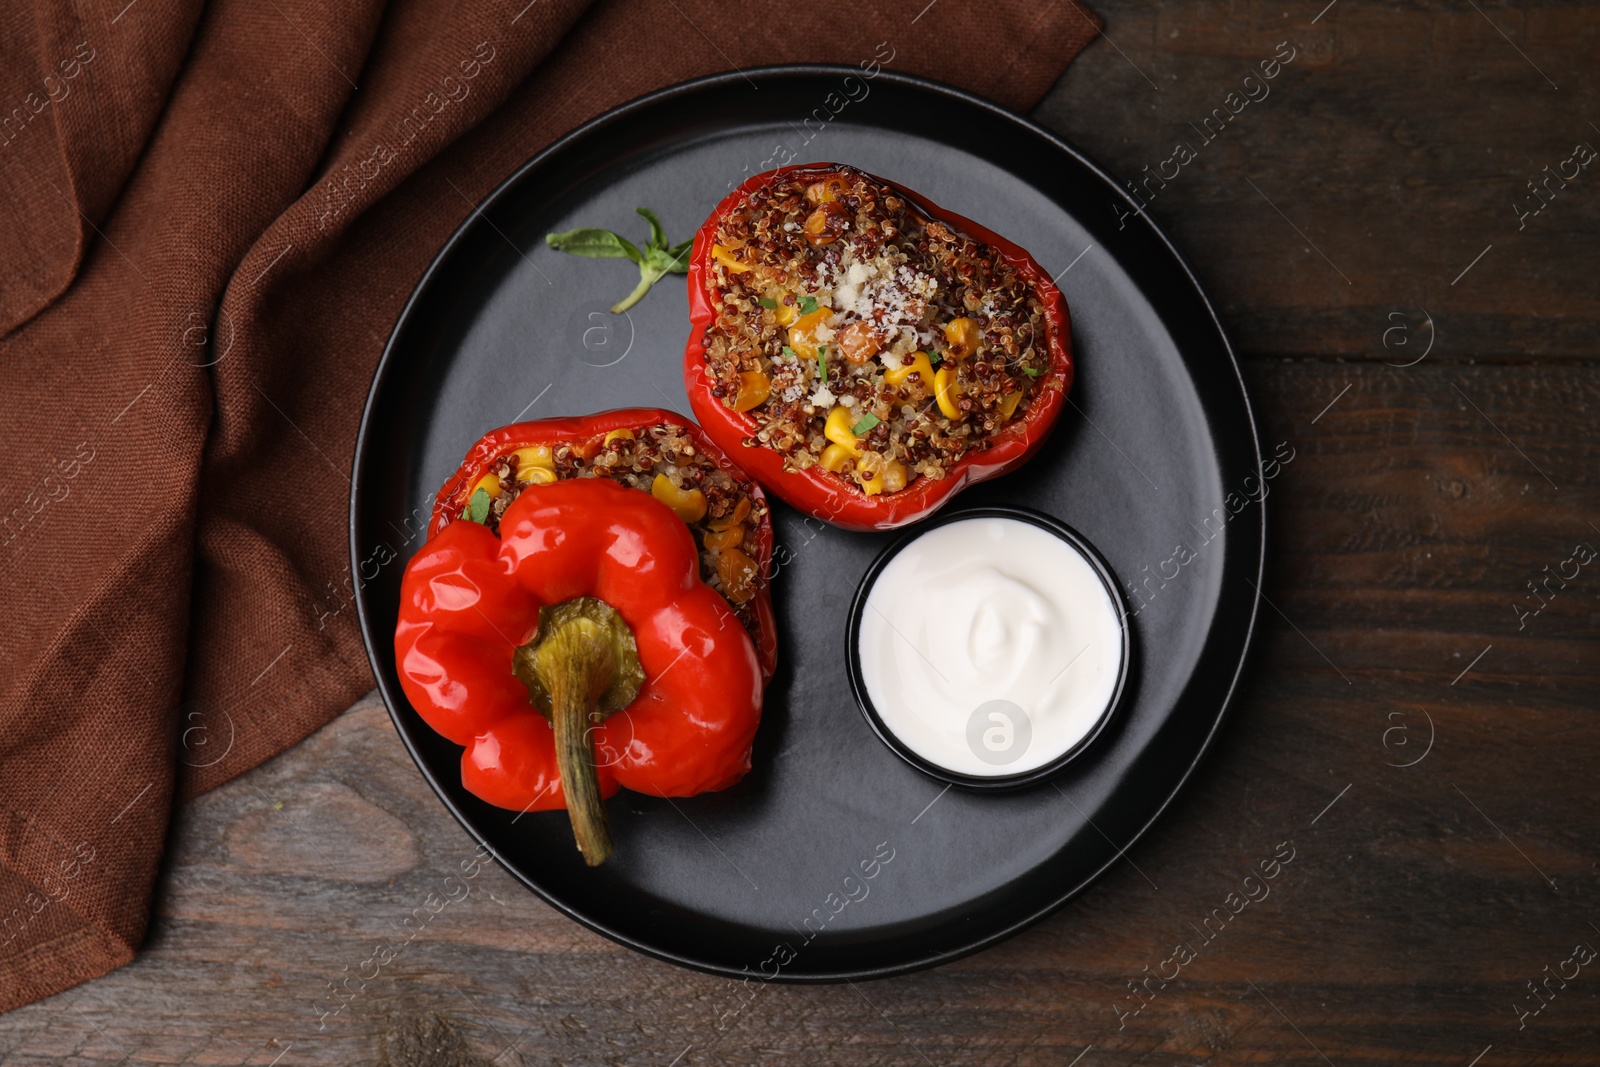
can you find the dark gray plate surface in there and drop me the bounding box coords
[352,67,1263,981]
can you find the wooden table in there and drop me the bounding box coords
[7,2,1598,1062]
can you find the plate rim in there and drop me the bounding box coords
[351,63,1266,983]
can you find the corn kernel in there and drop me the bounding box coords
[934,366,963,420]
[767,294,798,326]
[943,317,981,359]
[520,467,557,486]
[602,428,635,446]
[651,474,707,523]
[509,445,555,475]
[998,389,1024,420]
[472,474,502,498]
[824,405,861,454]
[818,442,854,472]
[885,352,935,390]
[882,459,909,493]
[854,453,886,495]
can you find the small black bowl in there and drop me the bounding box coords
[845,504,1133,791]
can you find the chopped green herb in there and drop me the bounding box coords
[798,295,819,315]
[928,350,944,368]
[466,487,492,524]
[545,206,693,313]
[758,296,778,310]
[851,412,880,436]
[818,345,828,385]
[1021,365,1044,378]
[782,345,799,360]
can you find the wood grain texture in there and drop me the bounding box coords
[4,0,1599,1063]
[1034,0,1600,360]
[3,367,1592,1067]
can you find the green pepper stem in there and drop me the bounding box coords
[512,597,645,867]
[541,621,615,866]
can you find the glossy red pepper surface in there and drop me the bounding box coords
[396,477,763,812]
[683,164,1075,531]
[428,407,777,681]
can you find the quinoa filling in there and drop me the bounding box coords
[699,165,1055,496]
[462,422,767,635]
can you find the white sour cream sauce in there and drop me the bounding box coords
[857,517,1124,777]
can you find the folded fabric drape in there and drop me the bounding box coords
[0,0,1099,1012]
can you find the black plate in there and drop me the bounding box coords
[352,67,1263,982]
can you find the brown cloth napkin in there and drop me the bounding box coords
[0,0,1099,1012]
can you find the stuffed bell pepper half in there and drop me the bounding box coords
[684,163,1074,530]
[394,409,776,866]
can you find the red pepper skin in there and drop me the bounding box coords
[395,477,763,813]
[429,407,777,683]
[683,164,1075,531]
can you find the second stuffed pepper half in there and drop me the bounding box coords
[684,163,1074,531]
